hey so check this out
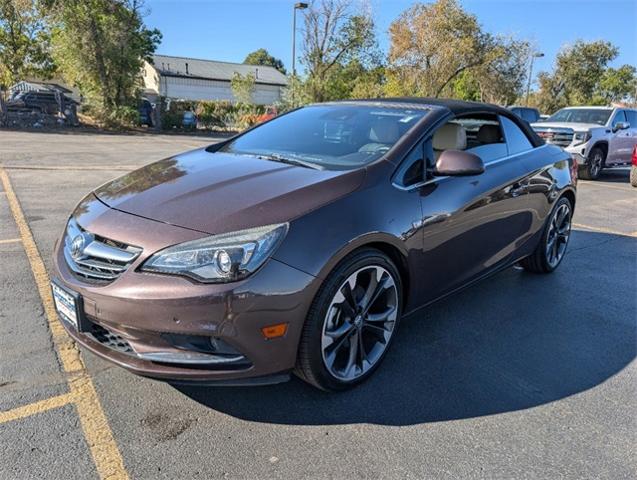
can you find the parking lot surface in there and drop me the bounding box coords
[1,130,635,479]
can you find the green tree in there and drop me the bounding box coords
[231,72,255,104]
[532,40,636,112]
[595,65,637,104]
[243,48,286,74]
[450,38,531,106]
[48,0,160,117]
[531,71,568,113]
[301,0,378,102]
[554,40,618,105]
[386,0,494,98]
[0,0,55,87]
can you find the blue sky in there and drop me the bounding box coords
[145,0,636,87]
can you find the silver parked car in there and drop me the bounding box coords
[532,106,637,180]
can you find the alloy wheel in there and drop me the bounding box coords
[590,151,603,177]
[546,202,572,268]
[321,266,398,381]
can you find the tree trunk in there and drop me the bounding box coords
[88,15,110,109]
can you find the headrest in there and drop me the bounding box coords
[477,124,502,144]
[433,123,467,151]
[369,118,400,144]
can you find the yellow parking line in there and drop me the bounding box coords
[0,238,21,244]
[0,168,129,480]
[573,223,637,238]
[0,393,75,424]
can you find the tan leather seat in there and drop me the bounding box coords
[359,118,401,153]
[433,123,467,160]
[477,124,502,144]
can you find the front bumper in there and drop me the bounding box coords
[569,152,587,165]
[52,204,319,384]
[565,143,591,164]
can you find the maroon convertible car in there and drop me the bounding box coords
[51,98,577,391]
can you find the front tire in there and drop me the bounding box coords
[579,146,605,180]
[295,248,403,391]
[521,197,573,273]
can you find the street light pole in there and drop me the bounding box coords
[291,2,308,106]
[525,52,544,106]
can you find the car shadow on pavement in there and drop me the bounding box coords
[175,230,636,426]
[596,168,630,184]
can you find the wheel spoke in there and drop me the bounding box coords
[357,329,368,366]
[325,320,354,340]
[366,304,397,322]
[555,207,567,228]
[341,280,358,314]
[557,223,570,235]
[552,235,559,260]
[363,321,391,337]
[344,331,359,377]
[325,327,354,356]
[362,274,389,315]
[359,268,379,309]
[338,298,356,318]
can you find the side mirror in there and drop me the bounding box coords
[613,121,630,132]
[434,150,485,176]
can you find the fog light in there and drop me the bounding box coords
[261,323,288,339]
[217,250,232,274]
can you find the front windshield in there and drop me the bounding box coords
[219,104,428,170]
[547,108,612,126]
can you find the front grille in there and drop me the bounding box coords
[63,219,141,283]
[534,127,574,147]
[87,323,134,354]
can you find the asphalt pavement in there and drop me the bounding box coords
[1,130,635,479]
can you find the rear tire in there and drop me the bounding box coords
[295,248,403,391]
[579,146,605,180]
[521,197,573,274]
[631,166,637,187]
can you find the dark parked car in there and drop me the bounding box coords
[138,98,154,127]
[51,98,577,391]
[7,90,71,114]
[509,106,541,124]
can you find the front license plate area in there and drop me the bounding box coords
[51,281,90,332]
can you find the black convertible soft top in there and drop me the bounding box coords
[352,97,545,148]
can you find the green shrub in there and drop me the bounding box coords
[80,103,140,128]
[159,99,267,131]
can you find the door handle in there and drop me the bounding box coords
[510,182,526,197]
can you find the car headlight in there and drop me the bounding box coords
[572,131,591,146]
[142,223,288,283]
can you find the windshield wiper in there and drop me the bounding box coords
[257,153,323,170]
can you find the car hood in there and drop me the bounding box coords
[532,122,602,131]
[94,148,365,235]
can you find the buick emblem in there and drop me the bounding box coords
[70,233,91,260]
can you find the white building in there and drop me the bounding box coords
[142,54,288,105]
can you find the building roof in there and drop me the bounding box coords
[10,80,73,94]
[150,54,288,86]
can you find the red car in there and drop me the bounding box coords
[630,145,637,187]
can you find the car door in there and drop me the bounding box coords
[623,110,637,164]
[608,110,632,165]
[411,115,533,303]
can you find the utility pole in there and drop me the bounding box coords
[291,2,308,106]
[525,52,545,106]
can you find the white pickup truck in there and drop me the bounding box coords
[532,106,637,180]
